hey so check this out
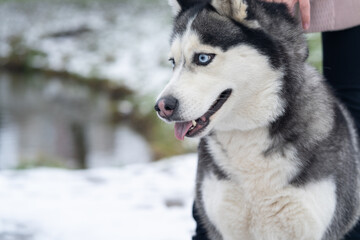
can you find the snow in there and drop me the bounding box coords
[0,0,173,96]
[0,154,197,240]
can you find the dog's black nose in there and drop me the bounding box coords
[154,96,178,119]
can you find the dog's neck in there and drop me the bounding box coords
[206,126,272,165]
[204,126,299,189]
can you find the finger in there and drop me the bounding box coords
[288,0,297,13]
[299,0,311,30]
[289,0,297,15]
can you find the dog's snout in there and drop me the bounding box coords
[154,96,178,119]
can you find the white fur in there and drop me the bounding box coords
[201,129,336,240]
[202,174,252,240]
[168,0,181,15]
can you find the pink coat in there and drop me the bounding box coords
[306,0,360,32]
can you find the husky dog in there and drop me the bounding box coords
[154,0,360,239]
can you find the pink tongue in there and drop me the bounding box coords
[174,121,193,141]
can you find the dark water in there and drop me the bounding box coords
[0,72,151,169]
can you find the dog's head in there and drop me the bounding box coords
[155,0,308,140]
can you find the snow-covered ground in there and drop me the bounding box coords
[0,154,197,240]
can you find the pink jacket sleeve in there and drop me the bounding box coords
[304,0,360,32]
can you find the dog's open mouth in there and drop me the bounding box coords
[174,89,232,140]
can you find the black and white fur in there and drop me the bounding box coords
[155,0,360,239]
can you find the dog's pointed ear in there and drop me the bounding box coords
[168,0,208,15]
[210,0,258,27]
[168,0,182,15]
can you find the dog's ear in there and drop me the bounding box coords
[210,0,258,27]
[168,0,182,15]
[211,0,248,21]
[168,0,208,15]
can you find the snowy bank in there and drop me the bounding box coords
[0,0,172,96]
[0,154,197,240]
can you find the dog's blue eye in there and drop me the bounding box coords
[194,53,215,66]
[169,58,175,68]
[199,54,210,63]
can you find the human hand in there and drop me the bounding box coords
[262,0,310,30]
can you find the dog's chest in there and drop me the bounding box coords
[200,130,336,240]
[201,129,300,239]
